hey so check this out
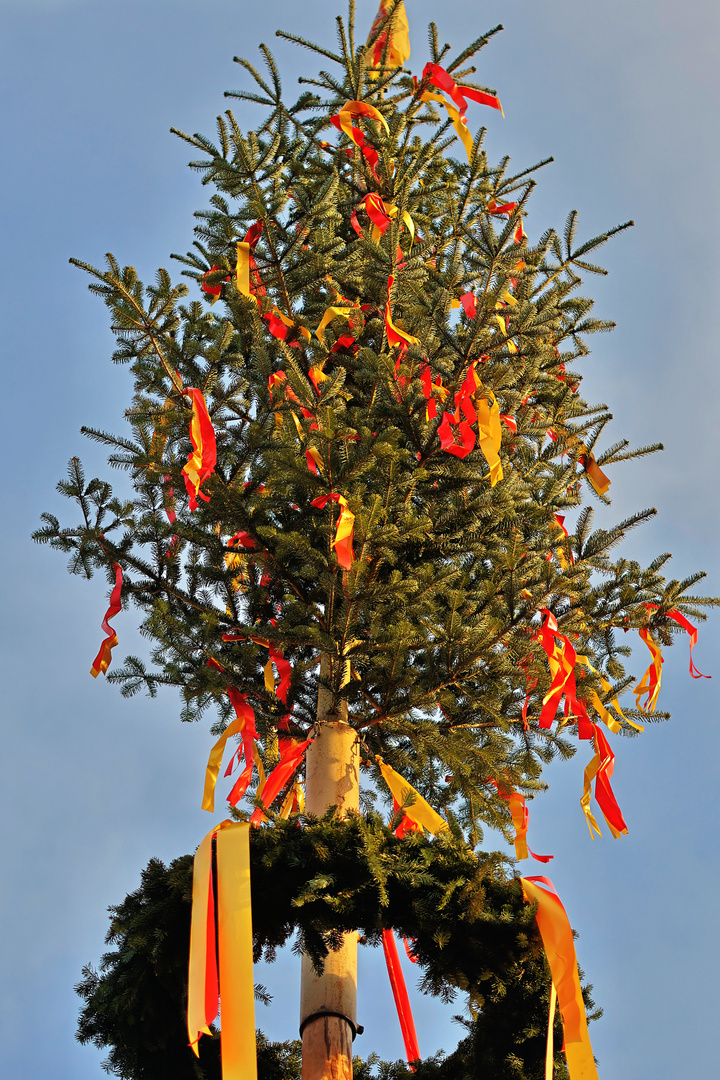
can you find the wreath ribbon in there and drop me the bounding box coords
[188,821,256,1080]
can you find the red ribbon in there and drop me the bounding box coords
[645,603,710,679]
[382,929,421,1067]
[422,62,503,120]
[182,389,217,510]
[90,562,122,678]
[249,739,312,825]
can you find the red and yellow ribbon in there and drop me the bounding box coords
[367,0,411,69]
[90,562,122,678]
[519,877,599,1080]
[329,100,389,177]
[311,493,355,569]
[645,604,710,680]
[377,759,449,835]
[420,62,503,161]
[203,659,258,812]
[249,738,312,825]
[385,274,419,351]
[182,389,217,510]
[536,610,593,739]
[580,724,628,839]
[633,627,663,713]
[491,781,553,862]
[188,820,257,1079]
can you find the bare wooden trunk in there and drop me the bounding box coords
[299,659,359,1080]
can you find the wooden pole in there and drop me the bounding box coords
[299,658,359,1080]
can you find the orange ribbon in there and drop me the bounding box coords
[580,450,610,496]
[491,781,553,862]
[90,562,122,678]
[311,492,355,568]
[182,389,217,510]
[188,821,257,1079]
[519,877,599,1080]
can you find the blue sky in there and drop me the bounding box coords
[1,1,719,1078]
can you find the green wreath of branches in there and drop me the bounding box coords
[76,815,599,1080]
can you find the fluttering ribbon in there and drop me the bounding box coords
[249,738,312,825]
[576,655,644,734]
[475,389,504,485]
[519,877,599,1080]
[645,604,710,680]
[552,514,573,569]
[633,627,663,713]
[311,493,355,568]
[188,820,257,1080]
[536,610,593,739]
[385,274,419,351]
[420,62,503,161]
[491,781,553,862]
[90,562,122,678]
[580,724,628,839]
[382,929,420,1067]
[486,198,517,216]
[367,0,411,69]
[329,100,389,177]
[203,659,258,812]
[377,759,449,835]
[182,389,217,510]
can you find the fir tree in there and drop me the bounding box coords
[34,2,716,1077]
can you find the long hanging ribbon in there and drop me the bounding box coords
[536,610,593,739]
[249,739,312,825]
[580,724,628,839]
[382,929,421,1066]
[645,604,710,679]
[188,820,257,1080]
[377,759,449,835]
[519,877,599,1080]
[310,493,355,568]
[545,983,558,1080]
[90,562,123,677]
[475,389,504,486]
[202,659,258,812]
[367,0,411,68]
[633,627,663,713]
[182,389,217,510]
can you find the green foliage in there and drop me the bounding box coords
[32,3,717,843]
[77,818,597,1079]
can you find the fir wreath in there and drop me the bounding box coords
[76,815,597,1080]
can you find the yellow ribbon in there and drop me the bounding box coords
[475,389,503,486]
[188,821,257,1080]
[202,716,248,813]
[576,656,644,734]
[377,759,449,835]
[236,242,251,298]
[315,306,354,344]
[420,91,473,160]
